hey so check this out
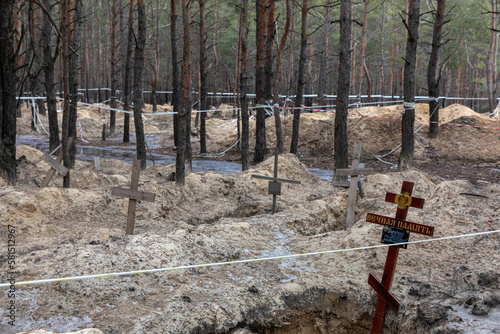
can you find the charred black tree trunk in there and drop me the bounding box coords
[334,0,351,171]
[133,0,147,169]
[253,0,267,163]
[0,0,18,185]
[290,0,308,155]
[122,0,134,143]
[42,0,60,152]
[171,0,180,148]
[398,0,420,171]
[240,0,249,171]
[199,0,207,154]
[427,0,446,138]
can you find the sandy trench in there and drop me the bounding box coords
[0,102,499,333]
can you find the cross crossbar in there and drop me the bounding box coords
[368,273,400,314]
[40,137,75,187]
[111,187,156,202]
[335,167,374,176]
[251,174,301,184]
[42,153,69,176]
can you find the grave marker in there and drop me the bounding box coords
[366,181,433,333]
[111,160,156,235]
[94,156,102,171]
[251,149,301,214]
[40,137,75,187]
[334,143,373,228]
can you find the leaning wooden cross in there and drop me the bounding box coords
[111,160,156,235]
[334,143,373,228]
[251,149,301,214]
[366,181,434,334]
[40,137,75,187]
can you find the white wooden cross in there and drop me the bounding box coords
[111,160,156,235]
[334,143,373,228]
[251,149,301,214]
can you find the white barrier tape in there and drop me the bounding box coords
[1,229,498,288]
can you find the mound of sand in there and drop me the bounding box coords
[1,146,498,333]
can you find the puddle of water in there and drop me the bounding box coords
[16,135,333,179]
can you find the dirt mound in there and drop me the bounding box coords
[1,143,499,333]
[3,103,499,334]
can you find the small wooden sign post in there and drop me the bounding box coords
[40,137,75,187]
[111,160,156,235]
[251,149,301,214]
[335,143,373,228]
[366,181,434,333]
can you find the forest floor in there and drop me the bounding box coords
[1,102,499,334]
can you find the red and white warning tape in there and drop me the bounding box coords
[77,115,88,143]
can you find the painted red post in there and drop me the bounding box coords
[369,181,426,333]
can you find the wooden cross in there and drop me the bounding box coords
[251,149,301,214]
[111,160,156,235]
[334,143,373,228]
[40,137,75,187]
[366,181,432,334]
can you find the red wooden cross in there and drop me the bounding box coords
[367,181,427,334]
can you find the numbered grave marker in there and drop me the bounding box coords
[251,149,300,214]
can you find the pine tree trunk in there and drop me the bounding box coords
[290,0,308,155]
[264,0,276,102]
[334,0,351,171]
[176,0,192,184]
[199,0,208,154]
[109,0,118,133]
[133,0,147,170]
[487,0,498,114]
[123,0,135,143]
[317,0,330,108]
[398,0,420,171]
[41,0,60,152]
[357,0,369,99]
[68,0,81,169]
[61,0,71,188]
[240,0,250,171]
[272,0,290,153]
[254,0,268,163]
[171,0,180,148]
[427,0,446,139]
[0,0,18,185]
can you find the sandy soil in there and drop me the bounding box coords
[0,102,499,334]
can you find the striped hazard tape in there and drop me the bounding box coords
[0,230,498,288]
